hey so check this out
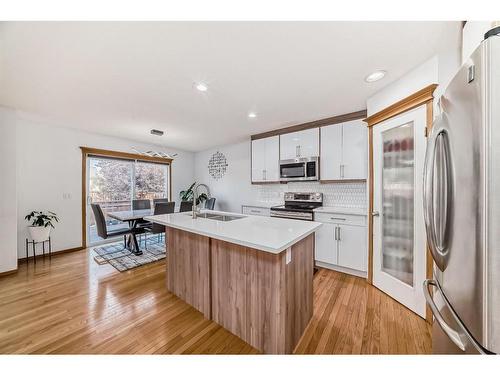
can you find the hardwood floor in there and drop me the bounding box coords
[0,248,431,354]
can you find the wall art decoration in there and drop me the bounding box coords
[208,151,228,180]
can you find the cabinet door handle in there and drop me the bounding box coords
[338,226,341,241]
[263,169,267,180]
[340,164,345,178]
[331,217,346,221]
[334,226,338,241]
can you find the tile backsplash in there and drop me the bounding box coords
[255,181,367,208]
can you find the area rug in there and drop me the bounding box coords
[92,236,166,272]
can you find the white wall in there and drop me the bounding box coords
[366,57,439,116]
[10,111,194,258]
[195,141,257,212]
[0,108,18,272]
[367,23,462,117]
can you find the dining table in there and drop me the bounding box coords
[107,209,153,256]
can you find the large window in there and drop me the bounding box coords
[87,156,170,245]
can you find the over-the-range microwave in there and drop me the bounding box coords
[279,156,319,182]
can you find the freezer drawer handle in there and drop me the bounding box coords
[423,279,467,352]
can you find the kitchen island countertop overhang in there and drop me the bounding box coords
[144,209,322,253]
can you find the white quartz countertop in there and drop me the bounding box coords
[313,206,368,216]
[145,210,322,254]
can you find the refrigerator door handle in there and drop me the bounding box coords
[423,279,467,352]
[423,118,452,271]
[423,126,439,263]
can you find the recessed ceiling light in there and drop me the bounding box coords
[248,112,257,118]
[195,82,208,92]
[365,70,386,83]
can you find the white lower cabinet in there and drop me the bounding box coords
[314,212,367,276]
[314,223,337,264]
[337,224,367,272]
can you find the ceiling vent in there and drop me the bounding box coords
[150,129,164,136]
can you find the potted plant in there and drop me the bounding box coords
[180,182,208,205]
[25,211,59,243]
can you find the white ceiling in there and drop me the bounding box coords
[0,22,460,152]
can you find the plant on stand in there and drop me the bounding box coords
[180,182,208,205]
[25,211,59,243]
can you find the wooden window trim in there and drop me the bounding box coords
[80,147,173,248]
[80,147,173,164]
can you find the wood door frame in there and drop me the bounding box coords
[80,147,173,249]
[364,84,437,323]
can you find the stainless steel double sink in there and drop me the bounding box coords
[187,212,246,222]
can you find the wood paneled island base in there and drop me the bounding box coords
[166,227,314,354]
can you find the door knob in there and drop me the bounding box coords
[372,211,380,217]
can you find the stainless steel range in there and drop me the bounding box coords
[270,192,323,221]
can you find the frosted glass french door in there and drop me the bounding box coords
[372,105,427,318]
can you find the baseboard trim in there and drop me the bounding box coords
[0,269,18,278]
[315,261,367,279]
[18,246,85,263]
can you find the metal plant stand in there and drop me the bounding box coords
[25,236,51,263]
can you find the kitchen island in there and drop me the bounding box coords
[145,210,321,354]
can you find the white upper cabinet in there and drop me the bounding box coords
[320,119,367,180]
[342,119,368,179]
[251,136,279,183]
[280,128,319,160]
[320,124,342,180]
[251,138,266,182]
[263,136,279,181]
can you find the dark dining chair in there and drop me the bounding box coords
[91,204,139,249]
[179,201,193,212]
[132,199,152,231]
[153,198,169,205]
[143,202,175,248]
[132,199,151,210]
[205,197,216,210]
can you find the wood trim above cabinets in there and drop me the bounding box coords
[251,181,283,185]
[251,110,367,140]
[364,84,438,127]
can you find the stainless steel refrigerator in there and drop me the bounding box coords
[423,31,500,354]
